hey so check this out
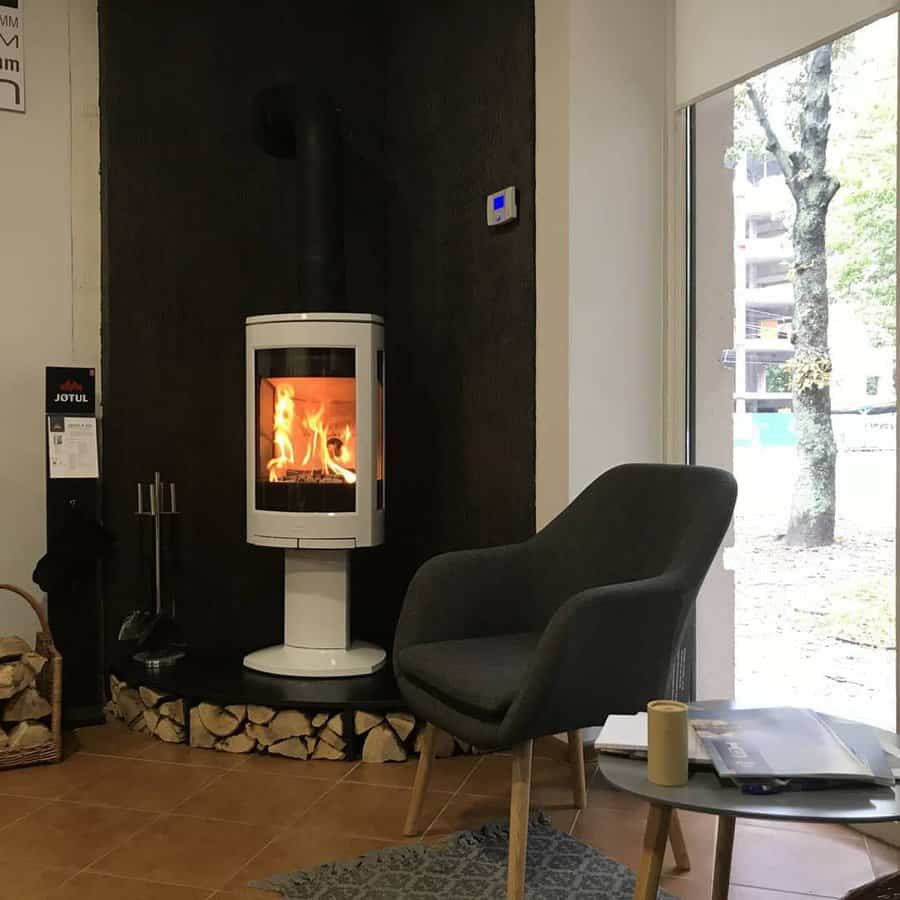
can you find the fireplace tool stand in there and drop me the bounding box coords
[243,548,386,678]
[130,471,185,669]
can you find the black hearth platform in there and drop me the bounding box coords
[112,653,404,713]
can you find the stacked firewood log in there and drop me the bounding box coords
[107,675,185,742]
[0,636,52,751]
[106,675,475,762]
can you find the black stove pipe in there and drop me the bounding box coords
[253,85,346,312]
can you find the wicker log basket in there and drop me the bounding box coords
[0,584,63,769]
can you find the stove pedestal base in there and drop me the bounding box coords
[243,548,386,679]
[243,642,386,677]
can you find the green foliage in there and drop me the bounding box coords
[830,98,896,346]
[765,363,792,393]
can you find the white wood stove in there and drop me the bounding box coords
[244,312,385,677]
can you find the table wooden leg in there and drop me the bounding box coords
[668,810,691,872]
[634,803,672,900]
[712,814,736,900]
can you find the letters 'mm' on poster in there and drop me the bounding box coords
[0,0,23,114]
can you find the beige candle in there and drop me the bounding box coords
[647,699,689,786]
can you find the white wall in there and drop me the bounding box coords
[567,0,666,498]
[0,0,100,639]
[676,0,898,106]
[535,0,571,528]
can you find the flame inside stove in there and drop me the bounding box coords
[265,382,356,486]
[267,384,296,482]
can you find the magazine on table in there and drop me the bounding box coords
[688,705,895,788]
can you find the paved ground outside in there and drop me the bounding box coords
[730,445,896,729]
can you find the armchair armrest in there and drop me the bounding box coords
[500,575,691,744]
[394,541,535,654]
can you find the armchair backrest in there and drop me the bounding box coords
[528,463,737,627]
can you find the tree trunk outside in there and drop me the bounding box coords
[748,45,839,547]
[785,193,837,546]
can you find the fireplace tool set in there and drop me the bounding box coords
[118,471,186,668]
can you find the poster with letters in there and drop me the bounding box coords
[0,0,23,113]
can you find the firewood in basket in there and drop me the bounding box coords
[0,636,31,662]
[269,736,309,759]
[326,713,344,736]
[0,662,35,700]
[0,726,7,750]
[2,686,51,722]
[7,721,51,750]
[21,652,46,677]
[270,710,312,739]
[189,707,217,748]
[311,712,329,729]
[362,723,407,763]
[197,702,242,737]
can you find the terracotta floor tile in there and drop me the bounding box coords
[572,804,701,878]
[0,801,149,869]
[0,753,113,799]
[49,872,212,899]
[90,813,278,890]
[345,755,479,793]
[222,827,399,892]
[427,791,511,837]
[0,860,77,900]
[237,753,358,781]
[463,753,579,800]
[0,794,46,827]
[72,723,158,757]
[175,770,333,827]
[302,781,451,841]
[135,740,245,769]
[62,757,221,812]
[865,835,900,877]
[732,821,874,896]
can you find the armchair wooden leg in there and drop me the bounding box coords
[404,723,436,836]
[566,729,588,810]
[507,739,533,900]
[668,810,691,872]
[711,814,736,900]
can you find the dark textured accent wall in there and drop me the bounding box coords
[99,0,535,663]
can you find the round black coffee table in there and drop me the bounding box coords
[598,725,900,900]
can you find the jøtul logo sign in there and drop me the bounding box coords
[45,367,95,415]
[0,0,24,114]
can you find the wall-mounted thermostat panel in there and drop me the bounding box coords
[486,186,517,226]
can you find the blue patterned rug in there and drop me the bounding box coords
[251,814,680,899]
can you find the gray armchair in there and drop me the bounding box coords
[394,463,737,899]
